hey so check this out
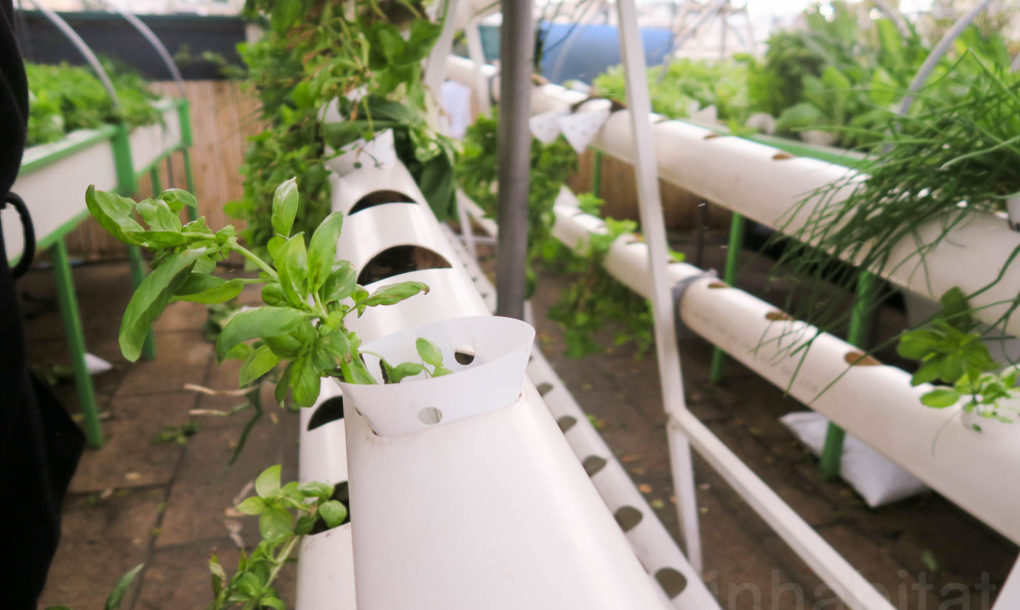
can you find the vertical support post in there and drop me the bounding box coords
[53,238,103,448]
[709,211,746,384]
[495,0,532,321]
[591,149,603,198]
[465,19,492,114]
[820,271,877,479]
[127,245,157,361]
[614,0,702,573]
[182,148,197,222]
[150,166,162,194]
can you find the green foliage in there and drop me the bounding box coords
[456,110,578,294]
[25,59,161,146]
[593,57,755,124]
[229,0,454,253]
[87,179,429,407]
[545,198,659,358]
[215,465,346,609]
[772,58,1020,342]
[897,289,1020,424]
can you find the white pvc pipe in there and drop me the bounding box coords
[550,197,1020,548]
[443,57,1020,338]
[614,0,703,574]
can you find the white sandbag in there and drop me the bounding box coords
[780,411,928,508]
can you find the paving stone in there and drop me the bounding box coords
[115,330,213,397]
[37,488,164,610]
[152,300,209,332]
[133,539,241,609]
[69,418,184,493]
[157,414,298,547]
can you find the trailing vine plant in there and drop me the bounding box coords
[227,0,457,253]
[456,115,668,357]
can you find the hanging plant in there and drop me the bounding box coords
[227,0,455,254]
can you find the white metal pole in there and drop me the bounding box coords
[613,0,703,573]
[465,19,491,114]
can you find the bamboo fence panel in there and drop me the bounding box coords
[66,80,263,258]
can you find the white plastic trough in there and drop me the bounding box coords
[295,160,720,608]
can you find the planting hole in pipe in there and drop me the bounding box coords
[583,455,607,476]
[357,245,452,285]
[845,351,881,366]
[417,407,443,425]
[765,310,793,321]
[557,415,577,432]
[708,281,729,289]
[310,481,350,534]
[655,567,688,598]
[537,382,554,396]
[454,345,476,365]
[349,192,419,215]
[308,396,344,431]
[772,151,796,161]
[613,506,643,532]
[703,132,723,140]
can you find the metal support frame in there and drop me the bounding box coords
[709,211,745,384]
[614,0,702,573]
[819,271,877,479]
[52,238,102,448]
[591,149,603,198]
[495,0,533,321]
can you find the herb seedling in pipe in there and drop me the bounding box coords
[86,178,446,406]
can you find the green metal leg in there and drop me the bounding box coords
[150,167,162,194]
[820,271,877,479]
[591,149,603,199]
[127,245,157,360]
[709,212,747,384]
[53,239,103,448]
[182,148,197,222]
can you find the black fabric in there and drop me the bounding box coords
[0,2,85,607]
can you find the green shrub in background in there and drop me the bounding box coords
[25,58,160,146]
[226,0,456,254]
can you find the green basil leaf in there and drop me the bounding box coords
[297,481,333,500]
[361,281,429,308]
[277,234,309,305]
[307,212,344,291]
[271,178,299,237]
[322,261,357,303]
[239,345,280,386]
[415,337,443,366]
[255,465,281,497]
[119,251,198,362]
[85,186,146,245]
[275,363,292,405]
[380,358,423,384]
[290,355,322,407]
[159,188,198,212]
[921,388,961,409]
[174,275,245,304]
[136,197,182,232]
[262,282,287,306]
[236,496,266,515]
[258,505,292,544]
[318,499,348,529]
[216,306,306,361]
[104,563,144,610]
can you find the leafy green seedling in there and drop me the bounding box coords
[87,178,433,407]
[897,287,1020,424]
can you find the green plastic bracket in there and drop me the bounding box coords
[591,149,603,199]
[709,212,747,384]
[53,238,103,448]
[150,167,162,194]
[111,124,137,195]
[819,271,878,480]
[176,97,193,148]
